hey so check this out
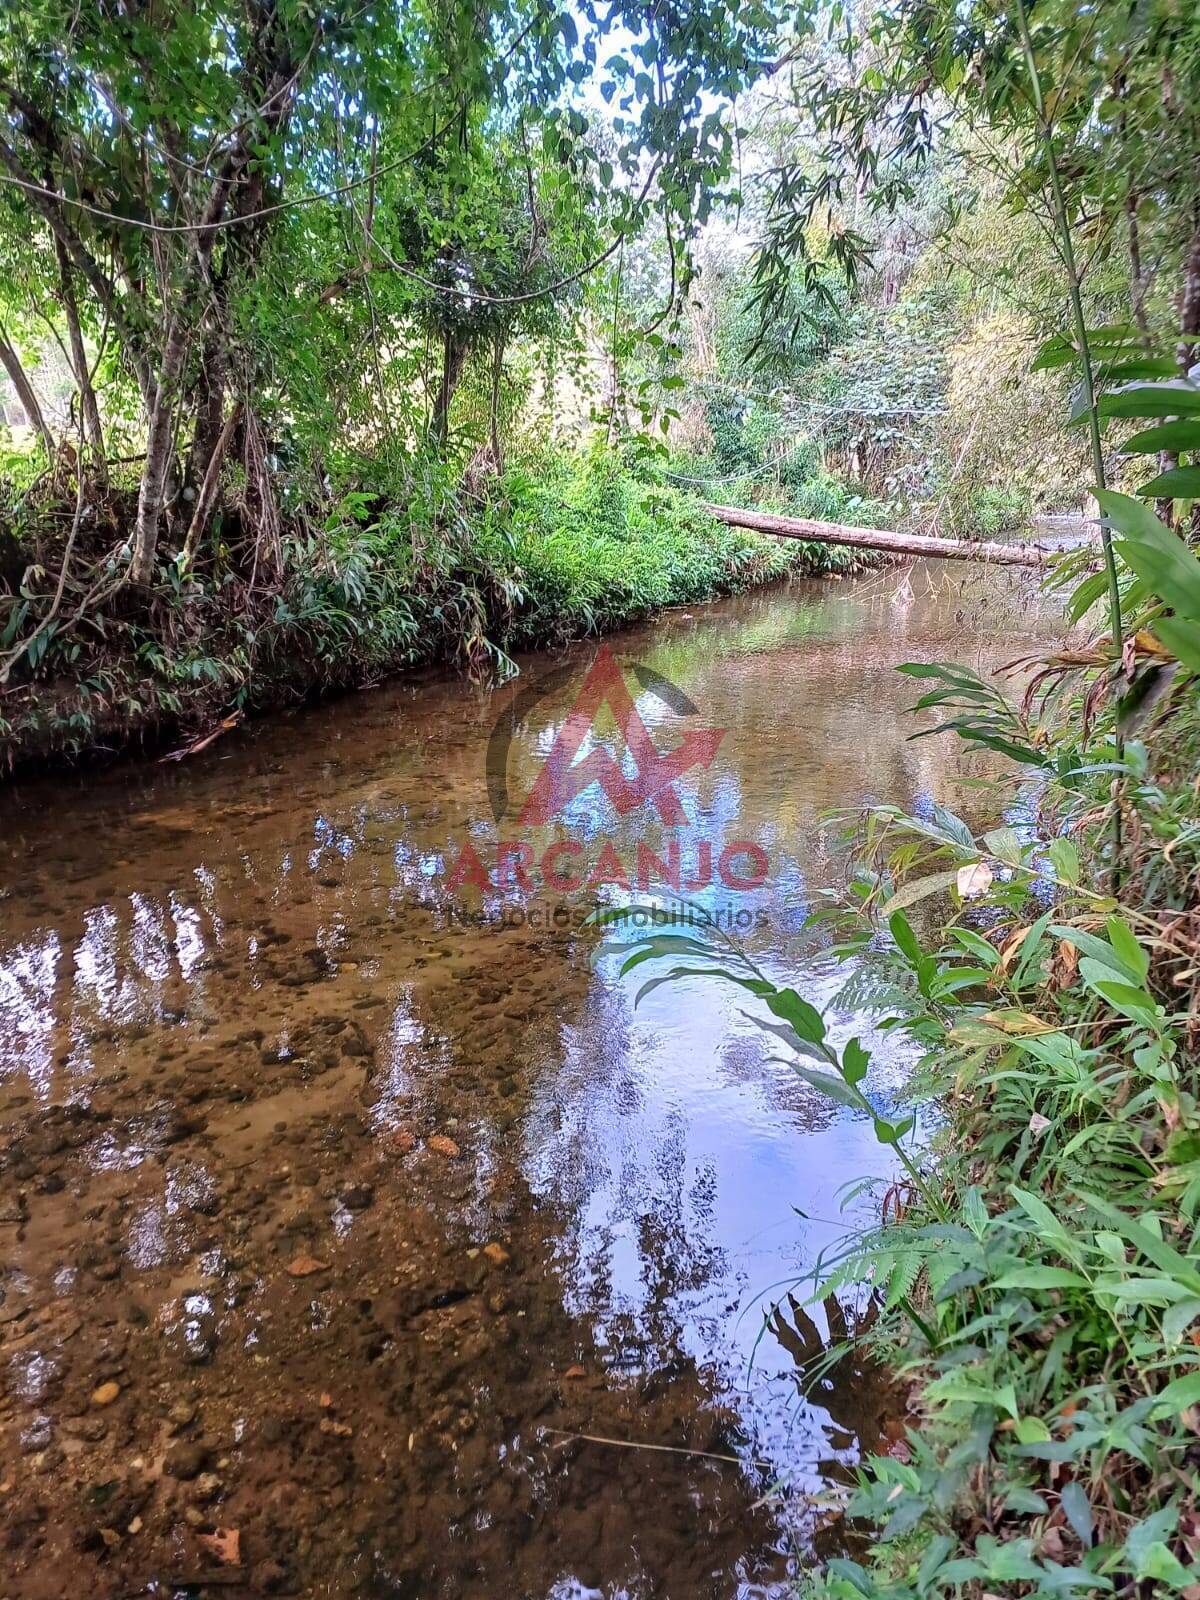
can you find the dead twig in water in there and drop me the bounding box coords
[160,710,243,762]
[541,1426,776,1472]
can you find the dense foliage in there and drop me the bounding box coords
[4,0,1200,1582]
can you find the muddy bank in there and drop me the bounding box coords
[0,562,1055,1597]
[0,501,871,783]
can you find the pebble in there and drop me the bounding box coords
[91,1381,121,1407]
[168,1401,197,1429]
[164,1440,211,1480]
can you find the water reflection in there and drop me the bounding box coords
[0,560,1054,1596]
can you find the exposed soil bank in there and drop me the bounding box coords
[0,562,1054,1597]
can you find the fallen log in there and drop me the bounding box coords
[703,502,1057,567]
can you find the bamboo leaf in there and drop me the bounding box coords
[1136,466,1200,499]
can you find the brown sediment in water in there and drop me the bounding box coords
[0,563,1056,1597]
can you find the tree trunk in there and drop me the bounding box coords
[1177,213,1200,375]
[54,234,105,469]
[489,331,505,471]
[702,503,1057,567]
[1127,191,1150,341]
[433,329,467,447]
[132,323,190,585]
[0,328,54,458]
[188,330,228,493]
[181,401,242,568]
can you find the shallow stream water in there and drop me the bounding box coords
[0,558,1054,1598]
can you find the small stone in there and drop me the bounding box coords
[91,1381,120,1407]
[183,1506,206,1528]
[427,1135,461,1160]
[164,1440,211,1480]
[168,1400,197,1430]
[383,1129,416,1156]
[482,1243,510,1267]
[192,1471,222,1501]
[339,1183,373,1212]
[127,1516,143,1535]
[66,1415,108,1442]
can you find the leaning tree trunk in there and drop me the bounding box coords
[0,328,54,458]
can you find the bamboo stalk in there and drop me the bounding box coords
[702,502,1057,568]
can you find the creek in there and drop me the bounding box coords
[0,557,1055,1598]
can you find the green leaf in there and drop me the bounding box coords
[915,1533,955,1592]
[842,1037,870,1085]
[889,908,924,964]
[1105,916,1149,983]
[1153,616,1200,673]
[1097,488,1178,543]
[1097,383,1200,419]
[1121,419,1200,455]
[1137,466,1200,499]
[1009,1185,1075,1250]
[991,1266,1090,1290]
[1067,569,1111,622]
[1102,491,1200,616]
[1092,979,1158,1020]
[764,987,827,1046]
[873,1114,914,1146]
[1163,1299,1200,1346]
[1150,1370,1200,1416]
[1048,924,1139,983]
[1079,961,1160,1022]
[984,825,1023,866]
[1031,332,1076,371]
[1077,1191,1200,1293]
[1046,837,1079,885]
[1059,1481,1094,1545]
[1125,1509,1182,1581]
[787,1063,863,1108]
[633,966,764,1007]
[1101,357,1184,382]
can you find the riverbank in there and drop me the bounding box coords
[0,448,880,779]
[781,676,1200,1595]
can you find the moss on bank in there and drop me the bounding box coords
[0,446,881,776]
